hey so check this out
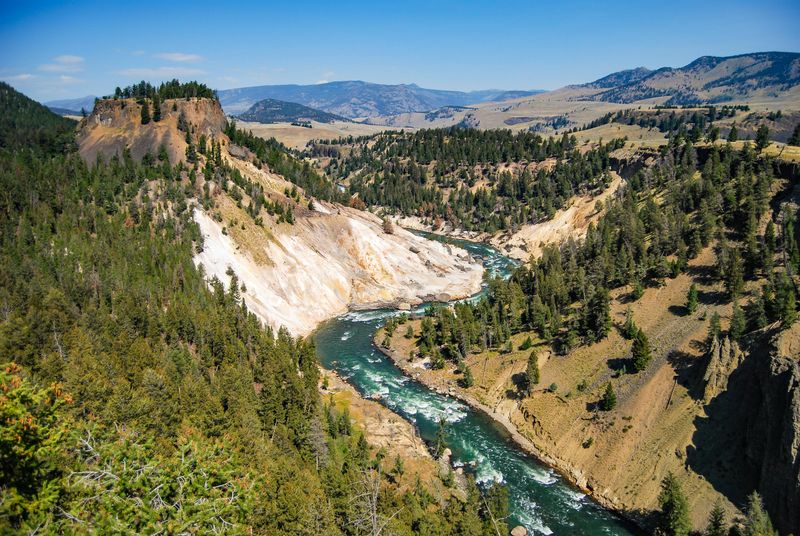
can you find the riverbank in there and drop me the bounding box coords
[372,331,648,531]
[317,367,468,500]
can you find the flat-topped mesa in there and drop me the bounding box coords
[78,96,227,165]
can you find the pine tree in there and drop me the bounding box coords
[781,287,797,328]
[726,249,744,298]
[622,307,638,339]
[729,302,746,341]
[686,283,698,314]
[755,124,769,152]
[708,312,722,345]
[747,296,768,331]
[404,325,414,339]
[727,124,738,142]
[599,382,617,411]
[525,350,540,396]
[140,99,151,125]
[631,329,652,372]
[789,122,800,146]
[657,472,691,536]
[705,500,727,536]
[461,365,474,388]
[152,93,162,122]
[743,492,777,536]
[434,417,448,458]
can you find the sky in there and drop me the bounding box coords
[1,0,799,102]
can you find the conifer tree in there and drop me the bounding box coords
[705,500,727,536]
[657,472,691,536]
[727,124,738,142]
[140,99,151,125]
[747,296,768,331]
[461,365,474,388]
[524,350,540,396]
[434,417,448,459]
[631,329,652,372]
[789,122,800,146]
[729,302,746,341]
[755,124,769,151]
[622,307,638,339]
[599,382,617,411]
[686,283,698,314]
[743,492,777,536]
[152,93,162,122]
[706,312,722,351]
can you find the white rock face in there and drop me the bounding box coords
[193,202,483,336]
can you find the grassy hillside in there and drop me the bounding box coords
[584,52,800,105]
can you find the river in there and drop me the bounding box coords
[314,233,636,535]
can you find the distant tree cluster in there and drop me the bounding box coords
[112,79,217,101]
[310,127,624,232]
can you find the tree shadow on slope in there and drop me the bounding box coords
[684,262,717,286]
[685,356,760,508]
[666,350,706,401]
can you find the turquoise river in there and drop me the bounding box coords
[314,233,638,535]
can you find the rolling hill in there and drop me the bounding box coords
[217,80,542,117]
[237,98,348,124]
[582,51,800,104]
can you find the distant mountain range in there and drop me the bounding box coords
[216,81,544,118]
[581,51,800,105]
[237,99,347,124]
[44,95,97,115]
[42,51,800,122]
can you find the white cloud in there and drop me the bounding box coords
[2,73,35,81]
[154,52,203,62]
[117,66,206,78]
[316,79,329,84]
[39,55,85,72]
[58,75,83,84]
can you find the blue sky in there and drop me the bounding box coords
[1,0,799,102]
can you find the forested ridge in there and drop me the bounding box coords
[306,128,625,232]
[0,83,509,534]
[414,139,798,369]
